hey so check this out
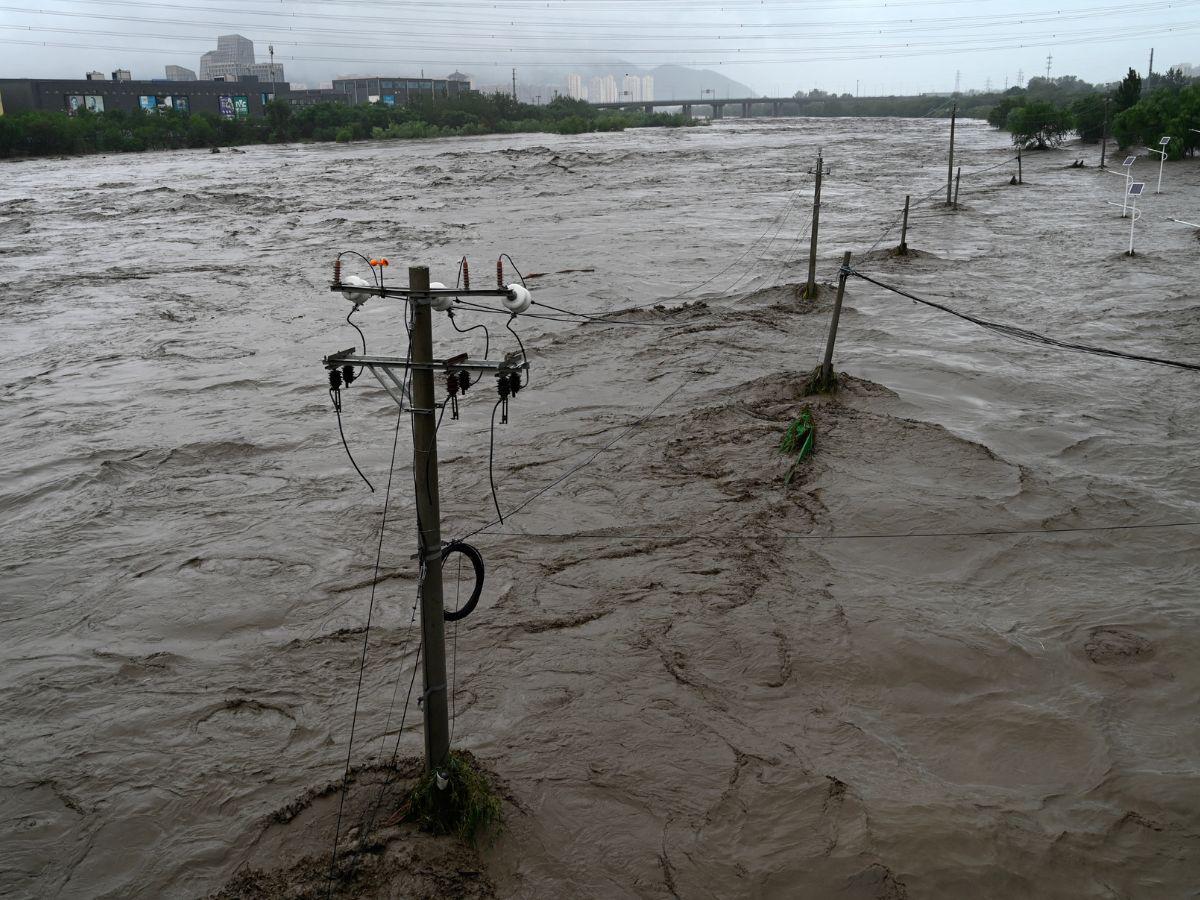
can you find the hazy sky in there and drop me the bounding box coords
[1,0,1197,95]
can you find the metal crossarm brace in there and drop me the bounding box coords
[329,284,514,301]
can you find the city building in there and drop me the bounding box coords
[112,69,131,82]
[622,74,641,102]
[0,76,289,118]
[85,71,104,81]
[447,71,472,88]
[165,65,197,81]
[328,74,472,105]
[642,75,654,102]
[198,34,283,83]
[566,73,586,100]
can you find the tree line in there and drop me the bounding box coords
[0,94,696,159]
[986,69,1199,157]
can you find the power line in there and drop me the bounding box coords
[478,520,1200,541]
[4,20,1199,66]
[849,268,1200,372]
[7,0,1189,39]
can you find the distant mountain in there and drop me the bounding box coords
[466,61,757,103]
[642,65,756,100]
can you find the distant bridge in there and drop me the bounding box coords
[589,97,799,119]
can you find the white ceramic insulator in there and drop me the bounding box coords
[503,284,532,315]
[340,274,372,307]
[428,281,454,312]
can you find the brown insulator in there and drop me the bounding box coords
[462,257,471,290]
[496,258,504,290]
[333,257,342,286]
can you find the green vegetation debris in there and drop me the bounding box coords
[780,407,815,485]
[403,751,503,847]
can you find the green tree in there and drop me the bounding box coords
[265,99,293,141]
[1007,100,1073,149]
[1070,94,1107,143]
[1114,68,1142,112]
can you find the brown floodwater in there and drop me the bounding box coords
[1,117,1198,898]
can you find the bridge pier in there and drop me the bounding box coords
[644,104,653,114]
[741,101,752,118]
[712,102,724,119]
[682,104,692,118]
[772,100,782,117]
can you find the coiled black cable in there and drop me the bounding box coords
[440,540,484,621]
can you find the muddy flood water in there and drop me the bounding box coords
[2,118,1198,898]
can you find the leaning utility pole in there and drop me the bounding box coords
[946,103,957,206]
[820,251,853,384]
[512,68,518,100]
[803,149,825,299]
[408,265,451,772]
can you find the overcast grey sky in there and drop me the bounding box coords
[1,0,1197,95]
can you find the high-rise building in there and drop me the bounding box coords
[642,75,654,102]
[566,73,586,100]
[165,65,197,81]
[217,34,254,67]
[112,69,131,82]
[589,76,604,102]
[198,35,283,82]
[602,75,618,102]
[622,74,642,101]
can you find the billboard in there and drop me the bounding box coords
[173,96,189,112]
[138,95,157,112]
[233,95,249,118]
[219,95,234,119]
[382,95,396,106]
[85,95,104,113]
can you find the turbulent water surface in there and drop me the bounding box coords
[2,119,1199,898]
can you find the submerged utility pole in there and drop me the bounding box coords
[408,265,451,772]
[946,103,957,206]
[898,194,911,255]
[803,149,825,300]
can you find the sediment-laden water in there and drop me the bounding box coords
[1,119,1198,898]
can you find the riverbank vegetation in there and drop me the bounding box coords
[0,94,696,159]
[986,68,1200,156]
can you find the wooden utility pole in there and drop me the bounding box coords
[803,150,824,299]
[953,167,962,209]
[820,251,852,384]
[1100,98,1109,169]
[512,68,517,100]
[898,194,911,254]
[1017,147,1023,184]
[946,103,957,206]
[408,265,451,773]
